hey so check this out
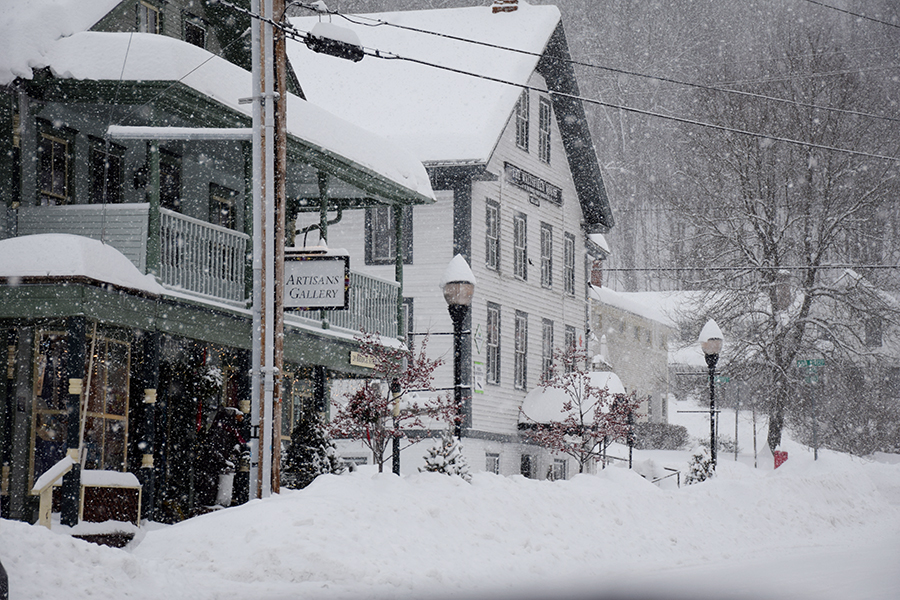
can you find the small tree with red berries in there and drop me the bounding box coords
[329,331,457,472]
[520,344,640,475]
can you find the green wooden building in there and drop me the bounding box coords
[0,0,433,528]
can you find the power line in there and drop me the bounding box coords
[601,264,900,272]
[116,28,250,125]
[318,8,900,124]
[358,48,900,162]
[800,0,900,29]
[222,2,900,162]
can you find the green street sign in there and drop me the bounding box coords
[797,358,825,368]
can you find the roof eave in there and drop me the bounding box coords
[537,22,615,233]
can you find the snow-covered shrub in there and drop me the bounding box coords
[685,446,714,484]
[420,430,471,482]
[632,423,689,450]
[282,412,342,489]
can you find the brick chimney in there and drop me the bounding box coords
[492,0,518,14]
[590,260,603,287]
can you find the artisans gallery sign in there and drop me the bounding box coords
[283,252,349,310]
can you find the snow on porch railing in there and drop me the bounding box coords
[301,271,399,337]
[159,208,248,302]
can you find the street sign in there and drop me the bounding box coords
[797,358,825,367]
[797,358,824,384]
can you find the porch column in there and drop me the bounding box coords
[146,142,161,277]
[138,331,160,520]
[392,208,404,475]
[1,327,14,518]
[60,316,86,527]
[232,349,251,506]
[394,206,404,340]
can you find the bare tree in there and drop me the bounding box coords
[329,332,456,471]
[670,26,900,452]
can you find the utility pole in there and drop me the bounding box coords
[250,0,276,499]
[271,0,287,495]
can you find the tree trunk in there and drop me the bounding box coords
[767,370,791,451]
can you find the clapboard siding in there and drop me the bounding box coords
[468,71,589,435]
[17,204,150,273]
[319,72,596,442]
[316,192,458,387]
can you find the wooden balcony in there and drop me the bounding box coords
[9,203,399,336]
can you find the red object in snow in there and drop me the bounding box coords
[774,450,788,469]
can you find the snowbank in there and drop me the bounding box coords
[2,443,898,599]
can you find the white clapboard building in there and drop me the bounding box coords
[290,1,615,478]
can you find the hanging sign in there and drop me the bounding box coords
[283,251,349,310]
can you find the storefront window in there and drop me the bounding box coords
[30,328,131,484]
[82,334,131,471]
[31,332,70,486]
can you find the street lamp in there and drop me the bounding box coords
[441,255,476,438]
[699,319,723,468]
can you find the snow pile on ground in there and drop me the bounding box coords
[2,445,898,600]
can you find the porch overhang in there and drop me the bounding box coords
[0,278,377,377]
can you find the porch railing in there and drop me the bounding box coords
[159,208,248,302]
[12,204,401,336]
[336,271,399,336]
[301,271,399,338]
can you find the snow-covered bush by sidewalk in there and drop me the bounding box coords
[685,446,714,484]
[420,430,471,482]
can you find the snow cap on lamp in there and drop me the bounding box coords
[440,254,476,306]
[699,319,723,355]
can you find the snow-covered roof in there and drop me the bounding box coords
[588,233,611,255]
[590,286,678,328]
[30,31,432,203]
[0,0,119,85]
[1,0,434,205]
[519,371,625,424]
[288,3,561,164]
[0,234,166,295]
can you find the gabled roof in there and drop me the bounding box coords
[290,4,558,164]
[3,13,434,205]
[288,2,613,230]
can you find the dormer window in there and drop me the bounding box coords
[184,17,206,48]
[515,90,529,152]
[138,1,160,34]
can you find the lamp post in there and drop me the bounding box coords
[391,378,401,475]
[441,255,476,438]
[699,319,723,468]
